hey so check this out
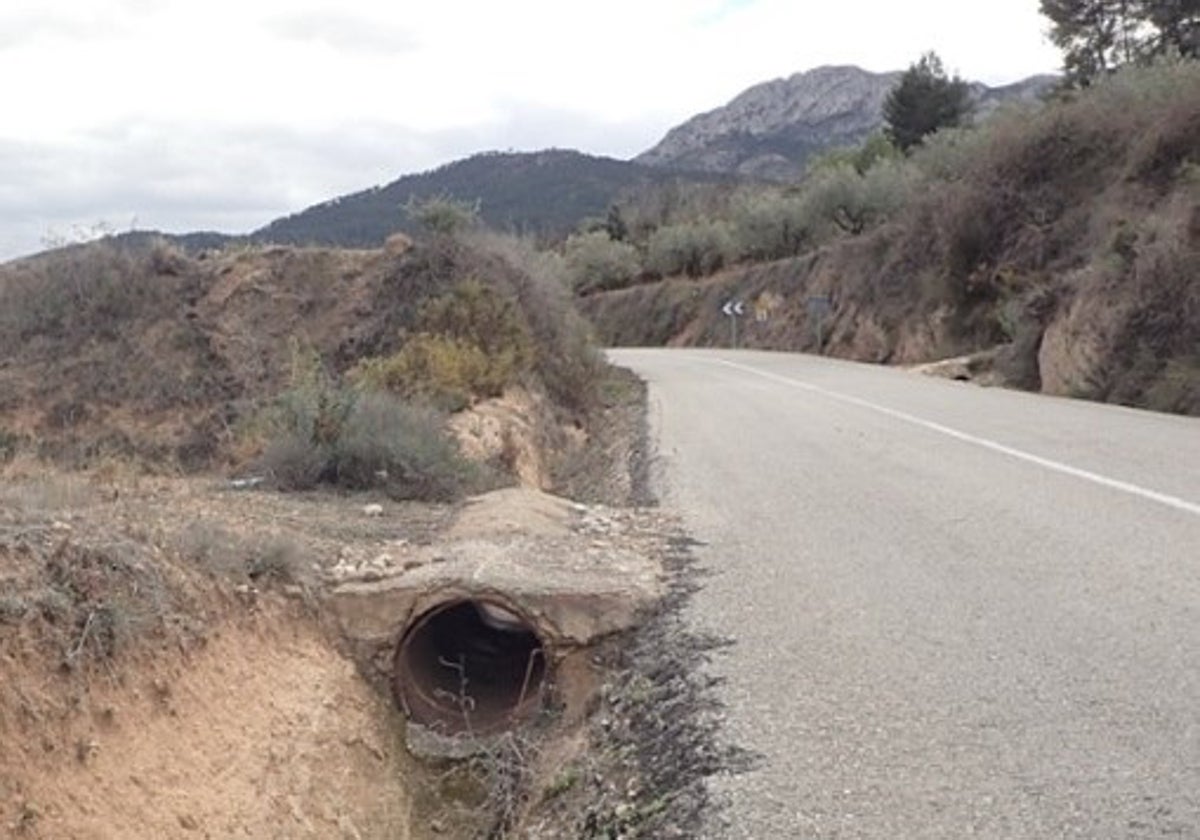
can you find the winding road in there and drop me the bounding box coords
[611,348,1200,839]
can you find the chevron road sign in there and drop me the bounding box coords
[723,299,745,347]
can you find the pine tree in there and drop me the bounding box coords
[882,53,973,153]
[1142,0,1200,58]
[1040,0,1200,86]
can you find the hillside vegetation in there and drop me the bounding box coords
[253,149,735,248]
[0,227,604,496]
[582,60,1200,415]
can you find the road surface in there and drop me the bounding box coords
[610,348,1200,839]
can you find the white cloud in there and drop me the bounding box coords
[0,0,1061,260]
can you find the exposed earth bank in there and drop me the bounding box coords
[0,364,730,840]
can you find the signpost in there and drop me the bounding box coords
[722,299,745,348]
[806,294,832,353]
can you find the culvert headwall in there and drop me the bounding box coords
[393,598,548,735]
[323,489,667,736]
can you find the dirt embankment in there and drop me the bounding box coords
[0,441,665,839]
[583,69,1200,417]
[0,232,602,476]
[0,467,427,839]
[0,356,702,840]
[0,225,699,838]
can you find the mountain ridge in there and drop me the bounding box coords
[249,148,735,248]
[636,64,1058,179]
[82,64,1058,257]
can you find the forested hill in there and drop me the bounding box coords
[252,149,735,247]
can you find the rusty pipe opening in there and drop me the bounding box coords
[393,599,547,735]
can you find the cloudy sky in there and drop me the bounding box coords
[1,0,1061,261]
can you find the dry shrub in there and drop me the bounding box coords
[176,520,311,585]
[464,232,606,413]
[1144,356,1200,414]
[21,540,179,668]
[0,241,186,352]
[0,427,22,463]
[353,334,499,412]
[330,392,473,501]
[256,372,474,502]
[353,279,534,410]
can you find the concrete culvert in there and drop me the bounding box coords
[393,599,548,735]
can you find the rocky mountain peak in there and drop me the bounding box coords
[636,64,1055,180]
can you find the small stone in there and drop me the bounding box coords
[178,814,199,831]
[363,503,384,517]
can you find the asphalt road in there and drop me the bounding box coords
[610,348,1200,840]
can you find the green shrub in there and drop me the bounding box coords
[730,191,812,261]
[331,392,473,501]
[806,129,902,175]
[646,220,735,278]
[488,236,605,411]
[419,279,533,367]
[269,341,357,448]
[257,344,472,500]
[258,387,472,501]
[352,333,499,411]
[563,230,641,294]
[800,160,918,238]
[352,279,534,409]
[405,193,481,236]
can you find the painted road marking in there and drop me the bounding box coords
[711,357,1200,519]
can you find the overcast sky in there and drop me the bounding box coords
[0,0,1061,261]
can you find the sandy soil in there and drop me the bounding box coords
[1,600,418,840]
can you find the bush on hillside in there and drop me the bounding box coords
[807,131,902,176]
[405,193,481,236]
[463,232,606,412]
[352,279,534,409]
[257,349,473,501]
[729,191,812,262]
[352,333,502,412]
[646,220,735,278]
[0,242,180,350]
[564,230,641,294]
[329,392,474,501]
[802,160,919,238]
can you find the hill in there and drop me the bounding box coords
[0,231,604,472]
[636,65,1057,179]
[97,66,1051,257]
[252,149,735,248]
[585,61,1200,416]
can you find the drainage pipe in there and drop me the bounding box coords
[392,598,548,735]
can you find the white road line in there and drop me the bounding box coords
[711,357,1200,518]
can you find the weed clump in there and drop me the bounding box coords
[255,342,474,501]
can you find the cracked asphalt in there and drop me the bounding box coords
[612,348,1200,839]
